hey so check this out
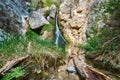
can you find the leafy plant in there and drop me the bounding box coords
[81,27,120,55]
[42,0,54,7]
[103,0,120,13]
[1,67,25,80]
[41,24,53,34]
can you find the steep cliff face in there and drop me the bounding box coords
[58,0,101,56]
[0,0,28,35]
[59,0,89,44]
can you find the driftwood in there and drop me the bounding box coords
[0,55,29,75]
[73,55,112,80]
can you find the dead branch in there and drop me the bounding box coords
[73,55,112,80]
[102,35,120,48]
[0,55,29,75]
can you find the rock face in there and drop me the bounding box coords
[0,0,28,35]
[29,11,49,29]
[58,0,111,79]
[59,0,93,44]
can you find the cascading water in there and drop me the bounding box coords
[54,9,67,47]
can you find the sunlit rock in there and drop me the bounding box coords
[59,0,92,44]
[29,11,49,29]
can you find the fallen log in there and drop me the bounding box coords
[0,55,29,75]
[73,55,112,80]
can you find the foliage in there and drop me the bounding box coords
[44,10,50,17]
[41,24,53,34]
[82,0,120,55]
[65,36,71,43]
[0,28,66,79]
[81,26,120,55]
[1,67,25,80]
[0,34,27,56]
[100,0,120,21]
[29,0,43,11]
[42,0,54,7]
[102,0,120,13]
[0,29,65,66]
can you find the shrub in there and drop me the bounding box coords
[1,67,25,80]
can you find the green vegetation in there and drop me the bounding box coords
[0,29,65,66]
[29,0,61,11]
[81,27,120,55]
[101,0,120,13]
[80,0,120,71]
[1,67,25,80]
[0,1,66,79]
[41,24,53,34]
[0,29,66,79]
[42,0,54,7]
[81,0,120,55]
[29,0,41,11]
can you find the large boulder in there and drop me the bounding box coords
[29,11,49,29]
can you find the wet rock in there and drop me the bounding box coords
[19,0,31,11]
[29,11,49,29]
[66,66,76,73]
[58,65,79,80]
[0,0,28,35]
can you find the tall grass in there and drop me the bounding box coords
[0,29,65,67]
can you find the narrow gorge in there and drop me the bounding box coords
[0,0,120,80]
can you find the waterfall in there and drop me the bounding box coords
[54,9,67,47]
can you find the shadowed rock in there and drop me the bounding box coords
[0,0,28,35]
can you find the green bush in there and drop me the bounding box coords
[81,0,120,55]
[81,26,120,55]
[42,0,54,7]
[1,67,25,80]
[41,24,53,34]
